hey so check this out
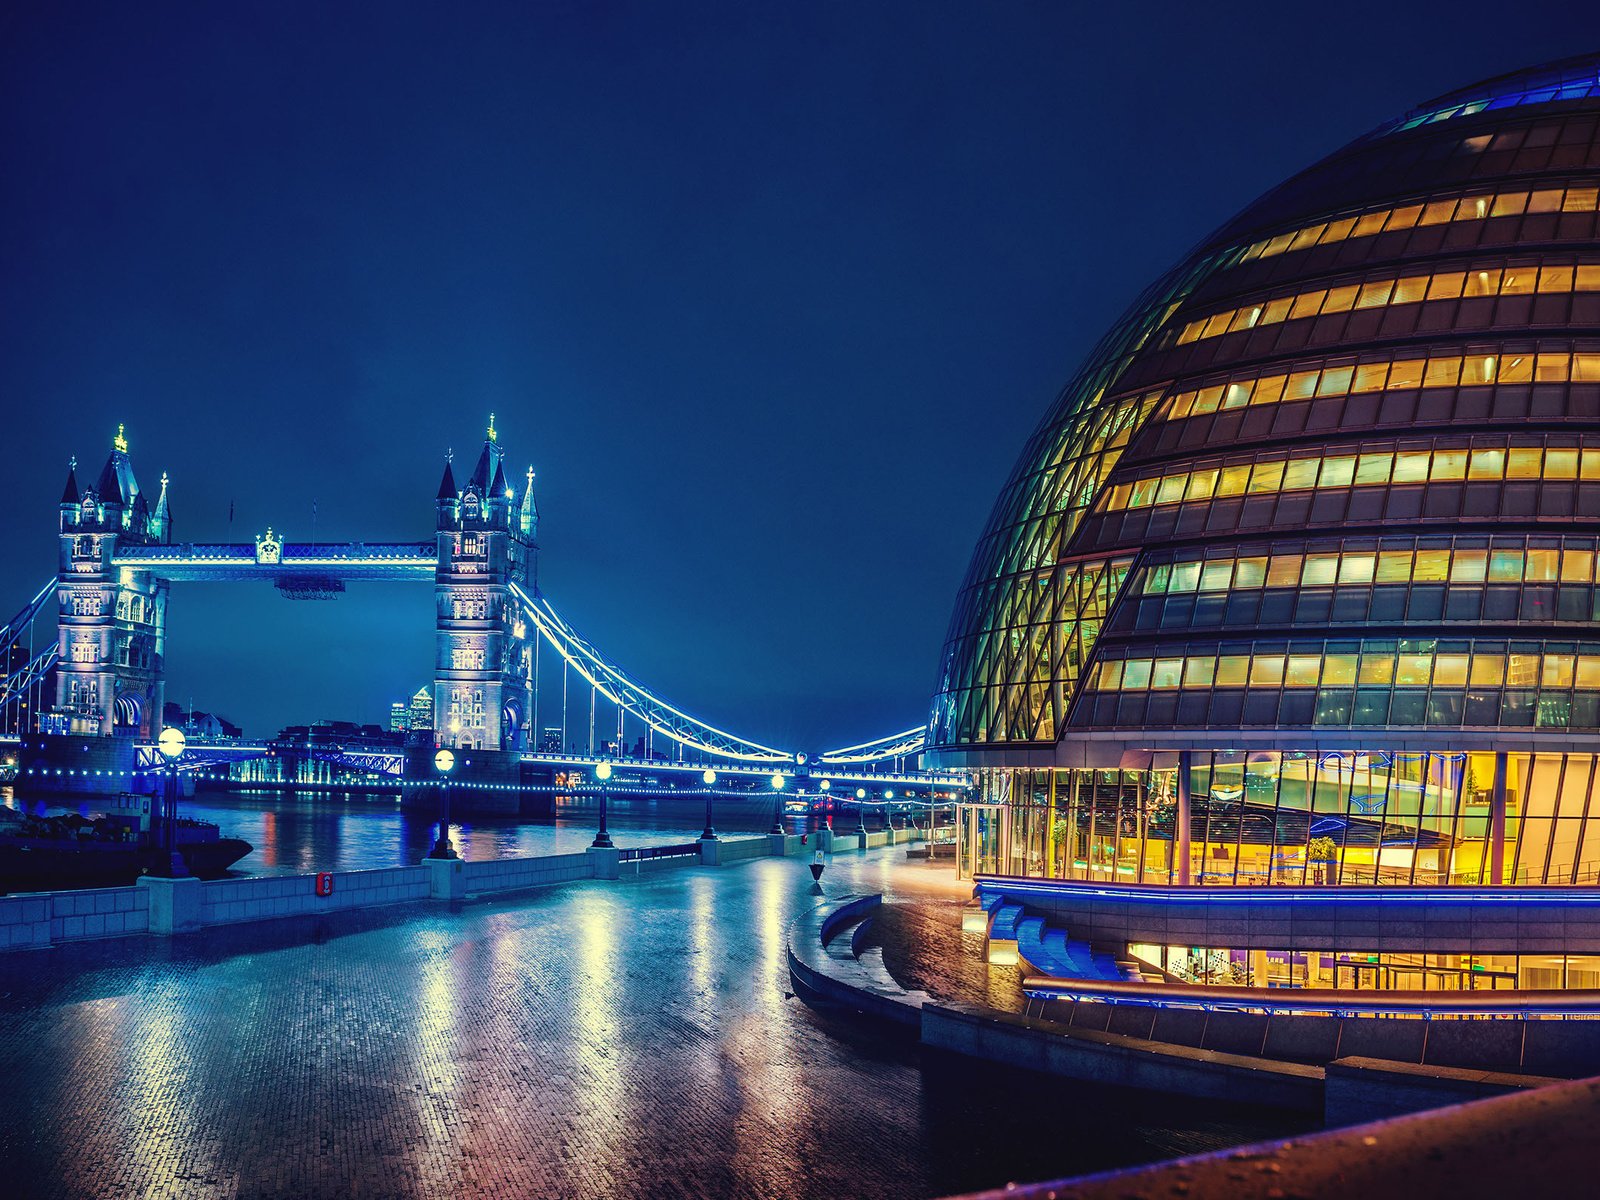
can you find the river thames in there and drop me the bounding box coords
[2,785,788,878]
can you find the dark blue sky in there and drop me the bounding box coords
[1,3,1593,747]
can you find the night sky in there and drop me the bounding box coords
[1,4,1594,749]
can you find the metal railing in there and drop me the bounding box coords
[1020,973,1600,1018]
[618,842,703,863]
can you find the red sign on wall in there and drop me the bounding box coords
[315,872,334,897]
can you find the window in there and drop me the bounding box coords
[1232,186,1600,270]
[1175,262,1600,346]
[1105,441,1598,514]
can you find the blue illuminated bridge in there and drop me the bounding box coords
[0,419,963,812]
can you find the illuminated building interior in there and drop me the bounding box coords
[928,53,1600,908]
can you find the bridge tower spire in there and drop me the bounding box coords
[52,425,167,744]
[432,417,535,758]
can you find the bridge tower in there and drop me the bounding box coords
[52,426,171,741]
[431,414,538,753]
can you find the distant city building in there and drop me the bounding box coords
[272,720,403,749]
[161,701,241,740]
[407,686,434,734]
[389,701,408,733]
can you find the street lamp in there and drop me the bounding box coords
[884,789,896,832]
[769,771,785,835]
[428,747,458,859]
[700,768,718,841]
[592,760,614,848]
[152,726,188,877]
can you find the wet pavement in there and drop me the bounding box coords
[0,845,1308,1199]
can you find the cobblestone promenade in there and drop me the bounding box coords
[0,848,1298,1199]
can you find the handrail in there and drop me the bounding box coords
[618,842,702,862]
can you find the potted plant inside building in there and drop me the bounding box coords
[1308,836,1339,886]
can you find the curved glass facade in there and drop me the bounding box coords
[930,55,1600,887]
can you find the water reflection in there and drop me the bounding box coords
[409,928,466,1189]
[2,785,775,877]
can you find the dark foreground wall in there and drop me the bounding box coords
[944,1073,1600,1200]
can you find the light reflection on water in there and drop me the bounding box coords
[1,785,779,877]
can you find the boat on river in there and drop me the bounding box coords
[0,795,251,892]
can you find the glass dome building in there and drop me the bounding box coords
[928,54,1600,889]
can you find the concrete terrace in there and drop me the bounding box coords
[0,846,1301,1200]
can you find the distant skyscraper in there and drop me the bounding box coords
[408,686,434,734]
[389,701,408,733]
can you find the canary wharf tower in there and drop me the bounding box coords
[928,55,1600,889]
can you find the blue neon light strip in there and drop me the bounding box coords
[1378,74,1600,137]
[976,874,1600,906]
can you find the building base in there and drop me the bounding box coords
[401,745,535,816]
[13,734,149,799]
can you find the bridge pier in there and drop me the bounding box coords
[402,745,532,816]
[15,733,147,798]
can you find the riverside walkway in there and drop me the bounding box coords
[0,847,1299,1199]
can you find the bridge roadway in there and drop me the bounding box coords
[130,741,968,792]
[109,542,437,581]
[0,847,1293,1200]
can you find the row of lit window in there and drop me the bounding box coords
[1387,80,1600,133]
[1236,185,1600,267]
[1163,348,1600,423]
[1175,263,1600,346]
[1105,445,1600,514]
[1089,649,1600,693]
[1137,545,1600,595]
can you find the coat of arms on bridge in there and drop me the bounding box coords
[255,527,282,564]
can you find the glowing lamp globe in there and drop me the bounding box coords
[596,761,613,781]
[157,727,187,761]
[433,748,456,774]
[702,769,717,786]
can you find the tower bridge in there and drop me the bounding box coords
[1,419,959,813]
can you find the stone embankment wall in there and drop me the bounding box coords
[0,832,889,951]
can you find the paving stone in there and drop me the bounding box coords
[0,850,1301,1199]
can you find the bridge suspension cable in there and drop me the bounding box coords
[510,583,793,764]
[819,725,928,765]
[1,580,57,736]
[0,579,54,647]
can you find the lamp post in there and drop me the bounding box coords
[857,784,869,838]
[769,771,785,834]
[700,768,718,841]
[153,726,189,877]
[592,760,614,848]
[428,747,458,859]
[885,789,895,833]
